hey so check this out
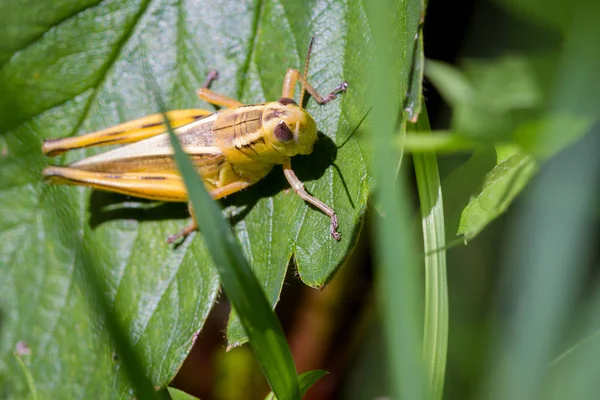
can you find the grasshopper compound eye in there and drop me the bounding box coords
[274,121,294,142]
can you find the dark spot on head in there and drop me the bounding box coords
[274,121,294,142]
[265,109,284,122]
[278,97,297,106]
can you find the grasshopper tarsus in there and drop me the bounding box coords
[337,81,349,94]
[166,232,182,244]
[166,223,197,244]
[318,81,349,105]
[202,70,219,89]
[330,214,341,241]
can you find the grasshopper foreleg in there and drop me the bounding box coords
[196,70,244,109]
[282,158,341,241]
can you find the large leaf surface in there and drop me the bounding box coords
[0,0,383,397]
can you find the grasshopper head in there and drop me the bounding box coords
[262,98,317,157]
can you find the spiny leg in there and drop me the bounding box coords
[196,70,244,109]
[282,158,341,241]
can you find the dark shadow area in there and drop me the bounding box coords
[292,131,338,183]
[86,131,338,231]
[88,191,189,230]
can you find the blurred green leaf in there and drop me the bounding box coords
[428,47,597,241]
[480,0,600,397]
[401,131,479,153]
[426,56,543,140]
[168,387,199,400]
[0,0,376,397]
[458,147,537,240]
[514,105,594,160]
[496,0,575,32]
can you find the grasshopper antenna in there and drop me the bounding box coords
[299,36,315,108]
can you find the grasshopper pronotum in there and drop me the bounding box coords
[42,38,347,243]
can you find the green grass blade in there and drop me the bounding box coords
[264,370,328,400]
[412,108,448,400]
[366,0,425,399]
[143,68,301,400]
[13,352,38,400]
[297,370,328,394]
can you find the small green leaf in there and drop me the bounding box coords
[458,148,538,240]
[168,387,200,400]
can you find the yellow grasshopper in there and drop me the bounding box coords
[42,38,347,243]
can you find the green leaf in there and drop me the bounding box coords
[0,0,377,397]
[427,49,597,241]
[481,0,600,395]
[426,56,543,141]
[497,0,576,33]
[223,1,374,346]
[168,387,199,400]
[458,146,538,240]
